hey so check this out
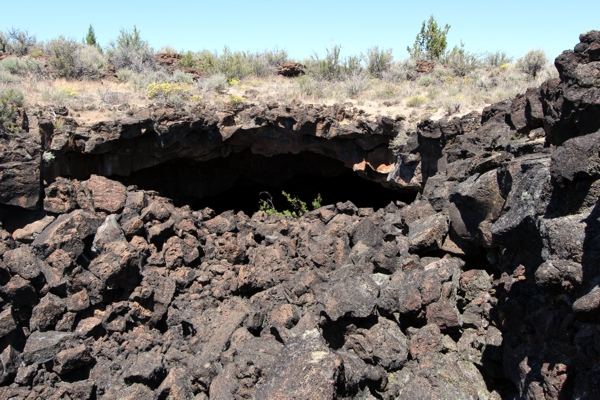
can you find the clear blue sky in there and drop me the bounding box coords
[2,0,598,62]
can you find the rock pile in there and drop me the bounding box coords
[0,32,599,399]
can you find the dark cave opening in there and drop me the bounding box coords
[116,150,416,216]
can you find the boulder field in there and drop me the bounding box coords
[1,32,600,399]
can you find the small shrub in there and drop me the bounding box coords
[366,46,393,78]
[344,54,364,75]
[0,57,39,75]
[228,95,246,107]
[172,69,194,83]
[517,49,548,78]
[382,59,418,82]
[199,73,228,93]
[0,69,19,83]
[406,95,427,107]
[374,83,398,99]
[484,50,513,67]
[444,97,462,115]
[47,37,106,79]
[306,44,343,81]
[168,93,186,108]
[179,51,198,68]
[248,54,275,78]
[6,28,36,56]
[0,88,24,135]
[444,42,480,77]
[343,71,370,97]
[215,46,253,80]
[418,76,434,87]
[120,68,170,91]
[297,75,324,97]
[258,191,321,218]
[0,32,7,54]
[146,82,183,99]
[108,26,155,72]
[99,89,127,105]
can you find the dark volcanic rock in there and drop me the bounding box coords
[255,329,344,400]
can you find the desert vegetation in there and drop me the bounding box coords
[0,17,557,129]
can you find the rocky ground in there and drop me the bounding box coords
[0,32,599,399]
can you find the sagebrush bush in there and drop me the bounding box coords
[0,57,39,75]
[198,73,228,93]
[297,75,324,97]
[172,70,194,84]
[0,87,24,135]
[343,71,370,97]
[366,46,393,78]
[306,45,344,81]
[444,44,480,77]
[6,28,36,56]
[484,51,513,67]
[382,59,418,82]
[47,37,106,79]
[518,49,548,78]
[108,26,155,72]
[110,45,155,72]
[0,69,20,83]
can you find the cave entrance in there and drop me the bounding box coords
[117,150,415,215]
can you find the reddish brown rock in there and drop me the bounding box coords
[86,175,127,213]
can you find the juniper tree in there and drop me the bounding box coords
[85,24,98,47]
[407,15,450,61]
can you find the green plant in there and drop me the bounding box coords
[406,95,427,107]
[6,28,36,55]
[111,25,146,51]
[365,46,393,78]
[0,88,24,135]
[307,44,344,81]
[0,69,19,83]
[47,37,106,79]
[179,51,198,68]
[85,25,98,47]
[311,193,323,210]
[108,26,154,72]
[444,42,480,77]
[259,191,322,218]
[199,73,228,93]
[297,75,324,97]
[54,117,65,130]
[484,50,513,67]
[215,46,253,80]
[172,69,194,83]
[146,82,184,99]
[344,54,364,75]
[0,31,7,54]
[407,15,450,60]
[517,49,548,78]
[343,71,370,97]
[228,95,246,107]
[0,57,39,75]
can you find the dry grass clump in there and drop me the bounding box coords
[0,26,558,128]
